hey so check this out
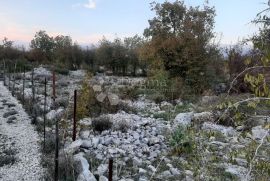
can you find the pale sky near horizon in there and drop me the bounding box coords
[0,0,267,47]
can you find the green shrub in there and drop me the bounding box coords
[42,152,77,181]
[77,75,95,120]
[42,134,56,154]
[119,86,142,100]
[169,126,194,155]
[55,67,69,75]
[147,90,166,103]
[113,119,130,132]
[92,116,112,132]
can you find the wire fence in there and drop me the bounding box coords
[0,60,115,181]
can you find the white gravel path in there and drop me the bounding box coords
[0,82,44,181]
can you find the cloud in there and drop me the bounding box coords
[72,0,96,10]
[84,0,96,9]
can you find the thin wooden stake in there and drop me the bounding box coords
[53,71,59,181]
[31,69,35,103]
[8,67,10,91]
[3,60,6,86]
[12,63,16,96]
[72,90,77,141]
[44,78,47,150]
[109,158,113,181]
[22,67,25,105]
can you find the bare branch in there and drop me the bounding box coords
[227,66,270,97]
[150,156,165,181]
[244,129,269,181]
[216,97,270,124]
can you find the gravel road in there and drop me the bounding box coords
[0,82,44,181]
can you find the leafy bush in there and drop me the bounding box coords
[118,86,142,100]
[92,115,112,132]
[42,152,77,181]
[42,134,56,154]
[148,90,166,103]
[77,75,96,120]
[113,119,130,132]
[55,67,69,75]
[169,126,194,155]
[55,97,69,108]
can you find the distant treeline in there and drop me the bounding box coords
[1,0,268,96]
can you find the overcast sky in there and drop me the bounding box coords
[0,0,267,47]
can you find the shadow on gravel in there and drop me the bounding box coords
[0,135,17,167]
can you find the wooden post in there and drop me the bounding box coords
[3,60,6,86]
[72,90,77,141]
[31,69,35,103]
[109,158,113,181]
[53,71,56,101]
[22,67,25,105]
[8,66,11,91]
[12,63,16,96]
[53,71,59,181]
[44,78,47,150]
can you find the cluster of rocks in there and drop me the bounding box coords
[65,111,173,180]
[63,107,269,181]
[4,67,270,180]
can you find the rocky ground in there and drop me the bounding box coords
[3,67,270,181]
[0,81,44,181]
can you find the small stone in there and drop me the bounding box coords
[193,112,214,123]
[235,158,248,167]
[81,140,92,148]
[3,110,18,118]
[148,165,157,172]
[7,116,17,123]
[113,138,120,145]
[139,168,147,174]
[251,126,269,140]
[170,168,180,175]
[138,176,148,181]
[99,176,108,181]
[159,170,172,178]
[96,154,103,160]
[65,140,83,154]
[174,112,194,126]
[103,137,113,146]
[133,132,140,139]
[224,165,247,180]
[6,103,16,108]
[92,137,100,147]
[108,148,118,154]
[148,137,160,146]
[133,157,142,166]
[185,170,193,177]
[97,164,108,176]
[79,130,91,139]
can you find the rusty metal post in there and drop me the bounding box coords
[31,68,35,103]
[12,63,16,96]
[53,71,56,101]
[8,66,10,91]
[72,90,77,141]
[109,158,113,181]
[22,67,25,105]
[3,60,6,86]
[53,71,59,181]
[44,78,47,150]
